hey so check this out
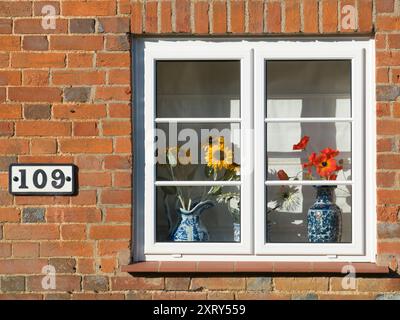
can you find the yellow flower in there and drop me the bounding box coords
[203,137,234,171]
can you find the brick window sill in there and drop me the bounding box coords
[122,262,389,274]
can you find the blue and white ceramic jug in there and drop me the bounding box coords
[170,200,214,242]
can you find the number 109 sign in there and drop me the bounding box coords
[9,164,77,195]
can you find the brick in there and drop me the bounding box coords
[77,258,95,274]
[378,242,400,254]
[0,123,12,137]
[114,172,131,187]
[322,0,338,33]
[207,292,235,300]
[4,224,59,240]
[303,0,318,33]
[191,277,245,290]
[119,0,130,14]
[14,19,68,34]
[0,104,22,119]
[0,2,32,17]
[266,2,281,33]
[377,86,400,101]
[378,155,400,169]
[96,86,130,101]
[40,242,94,257]
[111,277,164,290]
[0,36,20,50]
[23,70,49,86]
[12,52,65,68]
[104,155,131,169]
[0,191,12,205]
[160,1,172,33]
[105,35,130,51]
[98,17,130,33]
[75,156,103,171]
[99,258,117,273]
[47,207,101,223]
[101,190,131,205]
[376,0,394,13]
[131,1,143,34]
[62,1,116,16]
[377,138,393,152]
[212,1,227,34]
[98,240,130,256]
[0,208,20,223]
[378,223,400,239]
[22,208,45,223]
[0,19,11,33]
[377,102,390,117]
[274,277,329,291]
[60,138,112,153]
[9,87,61,103]
[358,278,400,292]
[61,224,86,240]
[165,277,190,291]
[64,87,91,103]
[68,53,93,68]
[285,0,300,33]
[89,225,130,240]
[145,1,158,33]
[109,103,130,118]
[377,120,400,135]
[0,243,11,258]
[246,277,272,291]
[70,19,95,33]
[74,122,98,136]
[71,293,124,300]
[71,190,97,205]
[377,172,395,187]
[358,0,373,32]
[53,71,105,86]
[83,276,109,292]
[1,277,25,292]
[176,0,190,33]
[96,53,130,67]
[0,87,5,102]
[194,1,208,34]
[12,243,39,258]
[376,294,400,300]
[24,105,51,120]
[0,53,8,68]
[115,137,131,153]
[14,194,70,205]
[16,121,70,137]
[248,0,263,33]
[50,35,103,51]
[0,140,29,155]
[80,172,111,187]
[102,121,131,136]
[33,1,60,16]
[230,0,244,33]
[27,275,81,292]
[105,208,130,223]
[53,104,106,120]
[0,156,16,171]
[22,36,48,51]
[376,68,389,84]
[394,103,400,117]
[108,70,130,85]
[378,190,400,205]
[376,51,400,67]
[388,35,400,49]
[0,71,20,86]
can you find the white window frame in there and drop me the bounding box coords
[138,39,376,262]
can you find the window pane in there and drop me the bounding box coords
[266,60,351,118]
[267,122,351,181]
[156,186,241,242]
[156,61,240,118]
[156,122,241,181]
[266,185,352,243]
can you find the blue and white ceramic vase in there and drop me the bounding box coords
[170,200,214,241]
[307,186,342,243]
[233,223,240,242]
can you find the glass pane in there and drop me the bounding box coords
[267,122,351,181]
[156,123,241,181]
[266,60,351,118]
[156,61,240,118]
[266,185,352,243]
[156,186,241,242]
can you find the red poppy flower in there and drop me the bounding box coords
[293,136,310,150]
[303,152,317,173]
[320,147,340,158]
[315,154,342,179]
[277,170,289,180]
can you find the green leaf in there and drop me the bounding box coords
[208,186,222,195]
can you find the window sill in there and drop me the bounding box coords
[122,262,388,274]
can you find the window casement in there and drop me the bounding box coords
[133,39,376,263]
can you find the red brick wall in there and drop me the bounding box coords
[0,0,398,300]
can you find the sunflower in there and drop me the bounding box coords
[203,136,234,171]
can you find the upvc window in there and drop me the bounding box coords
[134,39,376,262]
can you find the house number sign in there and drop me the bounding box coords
[9,164,77,195]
